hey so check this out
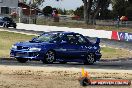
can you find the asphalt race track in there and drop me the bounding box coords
[1,58,132,70]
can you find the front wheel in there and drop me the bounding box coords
[16,58,28,63]
[42,50,56,64]
[14,26,16,28]
[84,53,95,65]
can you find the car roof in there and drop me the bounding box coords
[40,31,83,37]
[43,31,78,35]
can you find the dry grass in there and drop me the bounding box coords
[0,30,34,58]
[0,65,132,88]
[36,19,132,33]
[101,47,132,60]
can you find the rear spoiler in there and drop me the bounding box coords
[95,38,100,44]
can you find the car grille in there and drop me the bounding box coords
[15,52,39,57]
[17,46,29,50]
[16,52,28,57]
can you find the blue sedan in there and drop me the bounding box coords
[10,31,102,65]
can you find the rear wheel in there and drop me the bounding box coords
[16,58,28,63]
[3,23,6,27]
[42,50,56,64]
[6,25,8,28]
[84,53,95,65]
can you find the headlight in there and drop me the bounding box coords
[29,47,41,51]
[12,45,17,49]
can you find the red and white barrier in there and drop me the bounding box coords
[17,23,132,42]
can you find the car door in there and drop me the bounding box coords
[57,34,81,60]
[74,34,90,58]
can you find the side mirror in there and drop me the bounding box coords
[32,37,37,41]
[96,38,100,44]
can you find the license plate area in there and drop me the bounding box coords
[16,52,28,57]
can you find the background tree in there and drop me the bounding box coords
[74,6,84,18]
[42,6,53,16]
[112,0,128,17]
[74,1,111,20]
[57,8,67,15]
[67,10,74,15]
[28,0,111,24]
[82,0,110,24]
[111,0,132,20]
[29,0,132,24]
[126,0,132,20]
[30,0,45,7]
[99,0,112,20]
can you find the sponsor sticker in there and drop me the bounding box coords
[78,68,131,86]
[118,32,132,42]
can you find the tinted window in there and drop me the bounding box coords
[75,34,87,44]
[63,34,78,44]
[3,17,12,21]
[34,33,62,43]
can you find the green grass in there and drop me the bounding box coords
[0,30,132,59]
[96,26,132,33]
[0,30,35,58]
[101,47,132,59]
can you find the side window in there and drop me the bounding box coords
[63,34,78,44]
[75,34,87,44]
[3,17,9,21]
[0,18,2,21]
[50,33,62,43]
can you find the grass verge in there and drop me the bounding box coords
[101,47,132,60]
[0,30,132,59]
[0,30,34,58]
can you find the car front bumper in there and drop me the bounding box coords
[7,23,16,27]
[10,50,43,60]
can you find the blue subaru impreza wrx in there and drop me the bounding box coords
[10,31,101,65]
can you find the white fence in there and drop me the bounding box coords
[17,23,112,39]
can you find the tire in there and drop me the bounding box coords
[59,61,67,64]
[79,77,91,86]
[3,23,6,27]
[42,50,56,64]
[14,26,16,28]
[84,53,95,65]
[16,58,28,63]
[6,25,8,28]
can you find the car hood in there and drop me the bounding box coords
[15,41,49,48]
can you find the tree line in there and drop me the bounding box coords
[29,0,132,24]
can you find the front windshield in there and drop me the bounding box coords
[33,33,62,43]
[3,17,13,22]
